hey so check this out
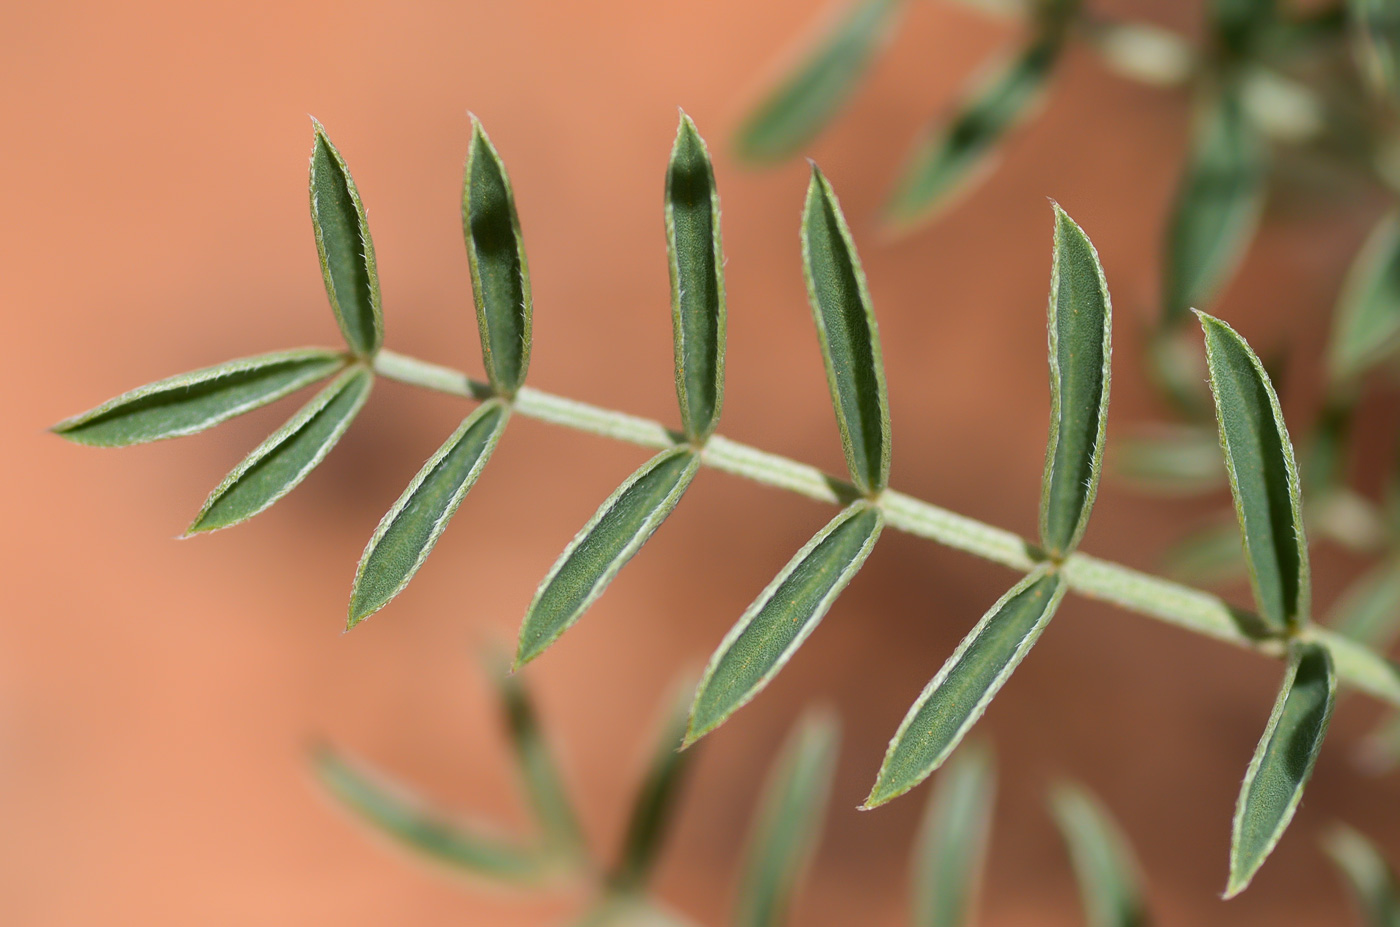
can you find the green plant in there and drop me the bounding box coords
[53,109,1400,918]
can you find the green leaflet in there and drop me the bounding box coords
[865,568,1065,808]
[1050,783,1150,927]
[348,400,510,627]
[886,37,1059,228]
[516,447,701,667]
[609,686,695,893]
[1329,561,1400,651]
[802,167,891,496]
[734,0,904,162]
[1212,0,1278,56]
[1197,312,1310,631]
[734,712,839,927]
[1162,520,1248,586]
[1351,0,1400,100]
[1040,205,1112,559]
[911,742,995,927]
[314,746,543,880]
[1226,640,1336,898]
[1328,212,1400,386]
[668,113,727,442]
[1162,91,1266,325]
[1113,426,1226,496]
[1324,825,1400,927]
[52,348,346,447]
[186,366,372,534]
[490,658,586,863]
[685,503,883,746]
[1359,711,1400,774]
[464,117,532,396]
[310,120,382,357]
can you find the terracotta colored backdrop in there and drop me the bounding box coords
[5,1,1398,924]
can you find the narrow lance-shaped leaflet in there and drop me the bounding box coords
[310,120,382,357]
[464,116,532,396]
[1226,640,1336,898]
[1327,211,1400,388]
[515,447,701,666]
[733,711,839,927]
[1197,311,1310,631]
[911,742,995,927]
[668,112,726,443]
[1323,824,1400,926]
[686,502,883,746]
[865,567,1066,808]
[802,165,890,496]
[734,0,904,163]
[348,400,510,627]
[1040,204,1112,559]
[1049,782,1151,927]
[186,365,373,534]
[52,348,346,447]
[1349,0,1400,100]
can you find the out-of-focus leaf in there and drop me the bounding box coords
[1162,520,1248,586]
[734,712,839,927]
[1212,0,1278,57]
[315,746,542,879]
[1358,711,1400,774]
[734,0,904,162]
[1227,641,1336,898]
[1302,401,1352,497]
[1113,426,1225,496]
[1350,0,1400,100]
[1050,782,1150,927]
[1329,560,1400,650]
[310,120,382,357]
[348,400,510,627]
[1329,212,1400,387]
[1324,824,1400,927]
[885,37,1060,228]
[516,448,701,667]
[865,568,1066,808]
[685,503,883,746]
[1197,312,1310,631]
[464,116,532,396]
[186,366,372,534]
[668,113,726,442]
[1040,204,1112,558]
[1311,489,1389,554]
[609,686,695,893]
[1163,92,1267,325]
[1084,20,1195,87]
[911,742,995,927]
[52,349,346,447]
[571,898,701,927]
[802,166,891,496]
[1238,69,1325,144]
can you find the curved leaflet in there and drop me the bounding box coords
[186,366,373,534]
[912,743,995,927]
[802,166,891,496]
[608,686,695,893]
[52,348,345,447]
[515,447,701,666]
[1227,641,1336,897]
[865,568,1065,808]
[686,503,883,746]
[1050,783,1150,927]
[348,400,511,627]
[1328,211,1400,386]
[668,113,726,442]
[1198,311,1309,631]
[464,117,532,396]
[1323,824,1400,926]
[310,120,382,357]
[1040,204,1112,558]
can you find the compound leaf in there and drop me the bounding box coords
[1227,641,1336,898]
[516,447,701,667]
[315,746,542,879]
[464,117,532,396]
[668,113,726,442]
[609,686,695,893]
[187,365,372,534]
[865,568,1065,808]
[1328,211,1400,387]
[1325,824,1400,926]
[1040,204,1112,558]
[802,166,890,496]
[1050,782,1150,927]
[348,400,510,627]
[686,503,883,746]
[310,120,382,357]
[911,742,995,927]
[1198,311,1310,631]
[734,711,839,927]
[734,0,904,162]
[52,348,345,447]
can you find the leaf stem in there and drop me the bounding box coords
[372,348,1400,708]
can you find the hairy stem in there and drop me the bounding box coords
[373,349,1400,707]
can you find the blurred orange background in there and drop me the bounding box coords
[5,1,1400,924]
